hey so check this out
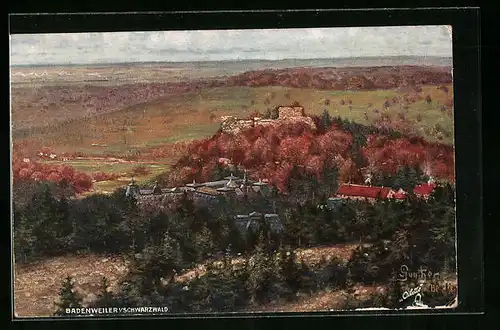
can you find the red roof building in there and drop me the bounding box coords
[393,190,408,200]
[335,183,436,202]
[336,184,392,200]
[413,183,436,196]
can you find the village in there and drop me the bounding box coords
[124,167,438,234]
[121,102,440,235]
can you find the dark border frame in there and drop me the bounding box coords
[8,8,482,320]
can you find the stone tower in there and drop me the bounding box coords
[125,178,140,198]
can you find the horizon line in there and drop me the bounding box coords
[10,55,453,67]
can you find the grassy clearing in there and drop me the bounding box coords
[40,160,139,174]
[39,159,171,194]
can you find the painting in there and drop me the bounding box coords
[11,25,457,317]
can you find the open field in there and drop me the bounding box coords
[12,82,453,194]
[10,62,452,131]
[10,63,229,87]
[13,84,454,156]
[14,253,131,317]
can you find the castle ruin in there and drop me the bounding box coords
[220,105,316,134]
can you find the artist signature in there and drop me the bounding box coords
[399,264,440,282]
[399,284,425,306]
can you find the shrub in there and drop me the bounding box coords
[92,171,120,182]
[129,165,151,177]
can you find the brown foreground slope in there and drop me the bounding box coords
[13,242,457,317]
[14,244,361,317]
[14,254,131,318]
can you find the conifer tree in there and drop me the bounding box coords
[322,109,332,129]
[276,247,301,295]
[387,275,406,309]
[194,225,215,262]
[246,235,272,304]
[54,276,83,316]
[93,276,116,307]
[28,183,59,253]
[270,107,279,119]
[55,196,73,251]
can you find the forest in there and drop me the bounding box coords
[163,110,454,193]
[14,169,456,313]
[12,106,457,313]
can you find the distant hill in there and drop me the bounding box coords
[11,64,452,134]
[226,65,452,90]
[11,55,452,70]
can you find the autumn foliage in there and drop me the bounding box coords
[129,165,151,177]
[227,66,452,91]
[91,171,120,182]
[361,135,455,181]
[169,121,353,190]
[169,116,455,191]
[12,153,93,193]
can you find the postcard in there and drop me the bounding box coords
[11,25,458,317]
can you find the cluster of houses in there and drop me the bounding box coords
[125,172,438,233]
[124,171,282,233]
[326,179,437,209]
[125,170,270,202]
[38,152,58,159]
[234,211,283,234]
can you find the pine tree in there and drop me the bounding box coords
[213,246,240,311]
[29,183,59,254]
[54,276,83,316]
[322,109,332,129]
[13,210,37,263]
[93,276,116,307]
[298,257,314,292]
[270,107,280,119]
[246,238,272,304]
[55,196,73,252]
[194,225,215,262]
[276,247,301,295]
[387,275,406,309]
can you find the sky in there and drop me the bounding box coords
[9,26,452,66]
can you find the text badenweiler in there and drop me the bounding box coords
[65,306,169,315]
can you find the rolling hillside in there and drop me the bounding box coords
[14,244,360,317]
[14,84,453,157]
[11,64,451,132]
[11,63,454,195]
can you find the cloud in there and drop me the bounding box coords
[9,26,452,65]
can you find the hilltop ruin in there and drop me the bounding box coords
[220,105,317,134]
